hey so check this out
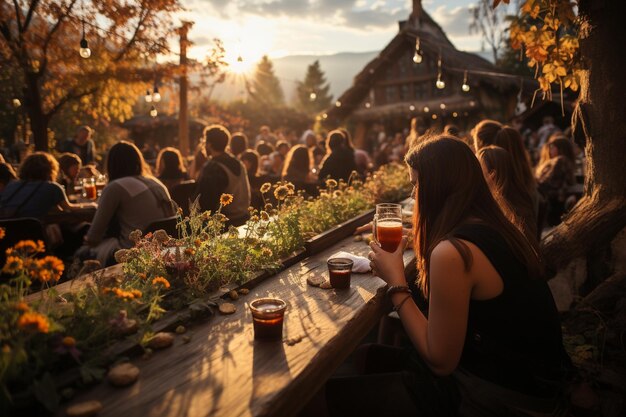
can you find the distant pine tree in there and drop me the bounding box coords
[250,55,284,106]
[295,60,333,115]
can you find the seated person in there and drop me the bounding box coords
[320,136,571,417]
[282,145,318,196]
[83,141,174,266]
[195,125,251,226]
[57,152,82,195]
[0,163,17,195]
[317,130,358,185]
[156,147,189,192]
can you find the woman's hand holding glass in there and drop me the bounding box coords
[368,236,408,287]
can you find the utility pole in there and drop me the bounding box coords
[178,21,193,157]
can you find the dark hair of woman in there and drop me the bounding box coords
[326,130,345,153]
[549,137,576,165]
[337,128,355,151]
[477,146,536,241]
[240,150,260,177]
[57,153,82,174]
[493,127,536,195]
[282,144,311,180]
[0,163,17,186]
[229,132,248,156]
[156,147,187,179]
[106,141,150,181]
[19,152,59,182]
[405,136,541,296]
[256,141,275,157]
[472,119,502,151]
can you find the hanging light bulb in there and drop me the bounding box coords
[436,54,445,89]
[335,100,342,107]
[409,104,415,111]
[12,98,21,108]
[309,91,317,101]
[440,103,446,110]
[452,112,458,118]
[462,70,470,92]
[423,106,430,113]
[322,113,328,119]
[237,55,243,63]
[149,106,157,118]
[412,37,423,64]
[152,86,161,102]
[145,90,152,103]
[431,114,438,120]
[365,102,371,108]
[79,19,91,59]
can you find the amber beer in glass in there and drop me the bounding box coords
[327,258,353,289]
[82,177,97,200]
[373,203,403,252]
[249,298,287,340]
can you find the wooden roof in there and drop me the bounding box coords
[323,6,519,123]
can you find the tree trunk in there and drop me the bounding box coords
[23,71,49,152]
[541,0,626,272]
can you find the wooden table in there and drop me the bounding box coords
[60,235,416,417]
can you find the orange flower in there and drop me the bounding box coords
[184,247,196,256]
[18,311,50,333]
[37,256,64,282]
[219,193,233,207]
[0,227,5,240]
[14,301,29,312]
[138,272,147,280]
[13,240,45,254]
[152,276,171,289]
[62,336,76,347]
[130,289,143,298]
[2,256,23,275]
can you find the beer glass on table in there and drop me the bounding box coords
[82,177,97,200]
[373,203,403,252]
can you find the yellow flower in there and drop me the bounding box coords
[193,239,202,247]
[274,185,289,201]
[261,247,273,258]
[325,179,338,189]
[333,190,343,198]
[62,336,76,347]
[260,183,271,194]
[152,277,171,289]
[2,256,23,275]
[0,227,5,240]
[130,289,143,298]
[18,311,50,333]
[260,211,270,221]
[13,240,38,254]
[220,193,234,207]
[184,247,196,256]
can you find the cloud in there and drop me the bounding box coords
[430,5,473,37]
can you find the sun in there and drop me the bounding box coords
[225,51,257,75]
[222,17,276,75]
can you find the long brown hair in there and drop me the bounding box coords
[493,127,536,195]
[477,146,537,241]
[106,141,151,181]
[282,144,311,180]
[405,136,542,296]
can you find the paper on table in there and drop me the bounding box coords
[328,251,371,273]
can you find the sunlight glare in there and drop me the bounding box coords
[223,17,276,74]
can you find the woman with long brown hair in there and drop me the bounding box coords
[343,136,570,416]
[282,144,317,195]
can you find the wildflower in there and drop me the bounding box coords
[114,249,130,263]
[15,301,29,312]
[0,227,5,240]
[260,211,270,221]
[130,289,143,298]
[177,207,183,215]
[144,232,153,240]
[202,211,212,221]
[112,288,138,300]
[184,247,196,256]
[129,229,142,243]
[18,311,50,333]
[37,256,64,281]
[154,229,169,243]
[274,185,290,201]
[214,213,228,223]
[13,240,39,254]
[2,256,23,275]
[152,276,171,289]
[193,238,202,247]
[81,259,101,274]
[138,272,147,280]
[260,183,271,194]
[62,336,76,347]
[264,203,273,211]
[261,247,273,258]
[333,190,344,198]
[220,193,234,207]
[285,183,295,194]
[250,215,259,222]
[325,179,338,189]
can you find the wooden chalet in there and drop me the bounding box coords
[322,0,520,144]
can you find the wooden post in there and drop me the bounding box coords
[178,21,193,157]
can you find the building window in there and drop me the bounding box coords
[400,84,410,101]
[414,82,429,100]
[385,86,397,103]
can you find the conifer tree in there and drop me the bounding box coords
[250,55,284,106]
[295,60,333,115]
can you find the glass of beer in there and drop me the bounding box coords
[327,258,353,289]
[249,298,287,340]
[373,203,403,252]
[82,177,97,200]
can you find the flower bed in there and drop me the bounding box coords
[0,163,411,414]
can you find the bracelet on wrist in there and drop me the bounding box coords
[387,285,411,297]
[393,294,413,312]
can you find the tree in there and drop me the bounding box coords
[249,55,284,106]
[0,0,181,151]
[469,0,512,63]
[295,60,333,116]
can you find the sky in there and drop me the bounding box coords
[176,0,488,69]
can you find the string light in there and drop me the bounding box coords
[440,103,446,110]
[462,70,470,92]
[452,112,458,117]
[365,102,371,108]
[322,113,328,119]
[152,85,161,102]
[431,114,438,120]
[145,90,152,103]
[335,100,342,107]
[409,104,415,111]
[423,106,430,113]
[79,19,91,59]
[412,37,423,64]
[12,98,21,108]
[309,91,317,101]
[436,54,445,89]
[149,105,157,118]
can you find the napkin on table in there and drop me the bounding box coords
[328,251,371,273]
